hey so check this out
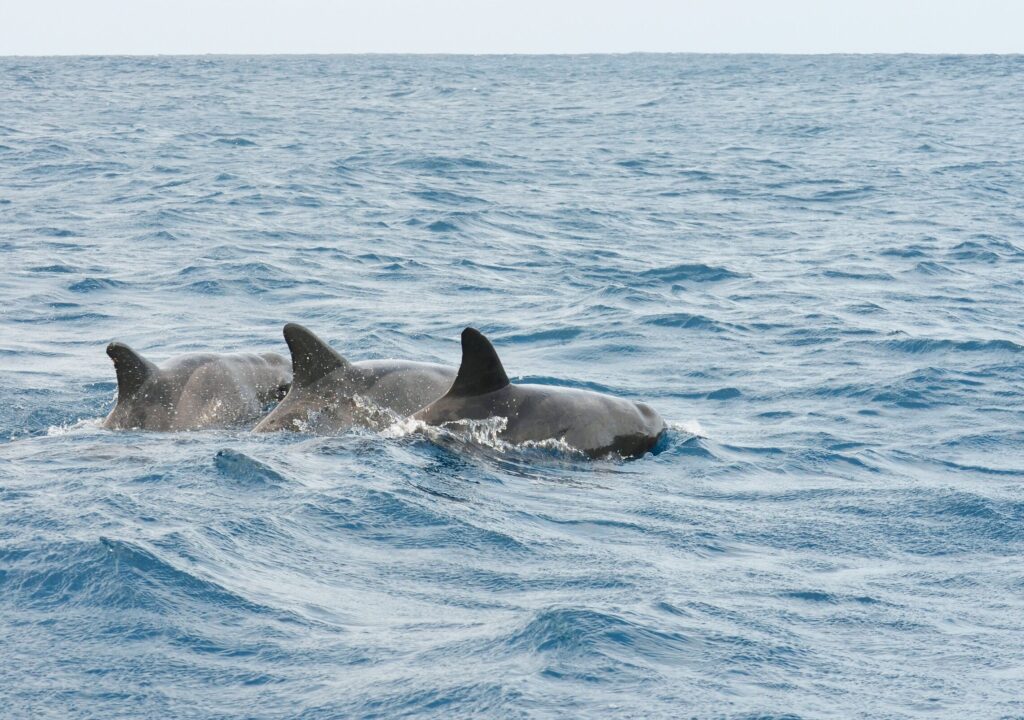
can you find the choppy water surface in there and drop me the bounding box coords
[1,55,1023,718]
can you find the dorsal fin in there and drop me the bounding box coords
[106,342,157,399]
[446,328,510,397]
[283,323,351,387]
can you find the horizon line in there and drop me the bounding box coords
[3,51,1023,59]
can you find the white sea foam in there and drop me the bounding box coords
[672,419,707,439]
[46,417,104,436]
[382,414,594,459]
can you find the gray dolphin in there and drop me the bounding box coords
[413,328,667,458]
[252,323,457,433]
[103,343,291,431]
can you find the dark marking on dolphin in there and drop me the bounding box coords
[414,328,667,459]
[253,323,457,434]
[103,342,291,431]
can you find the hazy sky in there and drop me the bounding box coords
[2,0,1023,55]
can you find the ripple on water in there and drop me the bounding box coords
[638,262,746,284]
[1,54,1023,719]
[214,450,288,487]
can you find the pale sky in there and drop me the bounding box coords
[1,0,1022,55]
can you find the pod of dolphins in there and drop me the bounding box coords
[103,324,667,458]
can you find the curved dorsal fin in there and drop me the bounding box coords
[283,323,351,387]
[446,328,510,397]
[106,342,157,399]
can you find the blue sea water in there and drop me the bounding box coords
[1,54,1023,718]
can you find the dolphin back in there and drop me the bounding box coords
[417,327,666,459]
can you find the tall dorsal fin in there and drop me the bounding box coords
[446,328,510,397]
[106,342,158,399]
[283,323,351,387]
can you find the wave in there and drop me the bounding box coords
[641,312,738,333]
[638,263,746,284]
[0,536,290,621]
[214,449,289,487]
[396,155,504,173]
[213,137,257,147]
[504,607,691,663]
[67,277,129,293]
[882,337,1023,355]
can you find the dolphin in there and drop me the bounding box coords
[103,343,291,431]
[413,328,666,458]
[252,323,457,433]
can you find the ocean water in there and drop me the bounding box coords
[1,54,1023,718]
